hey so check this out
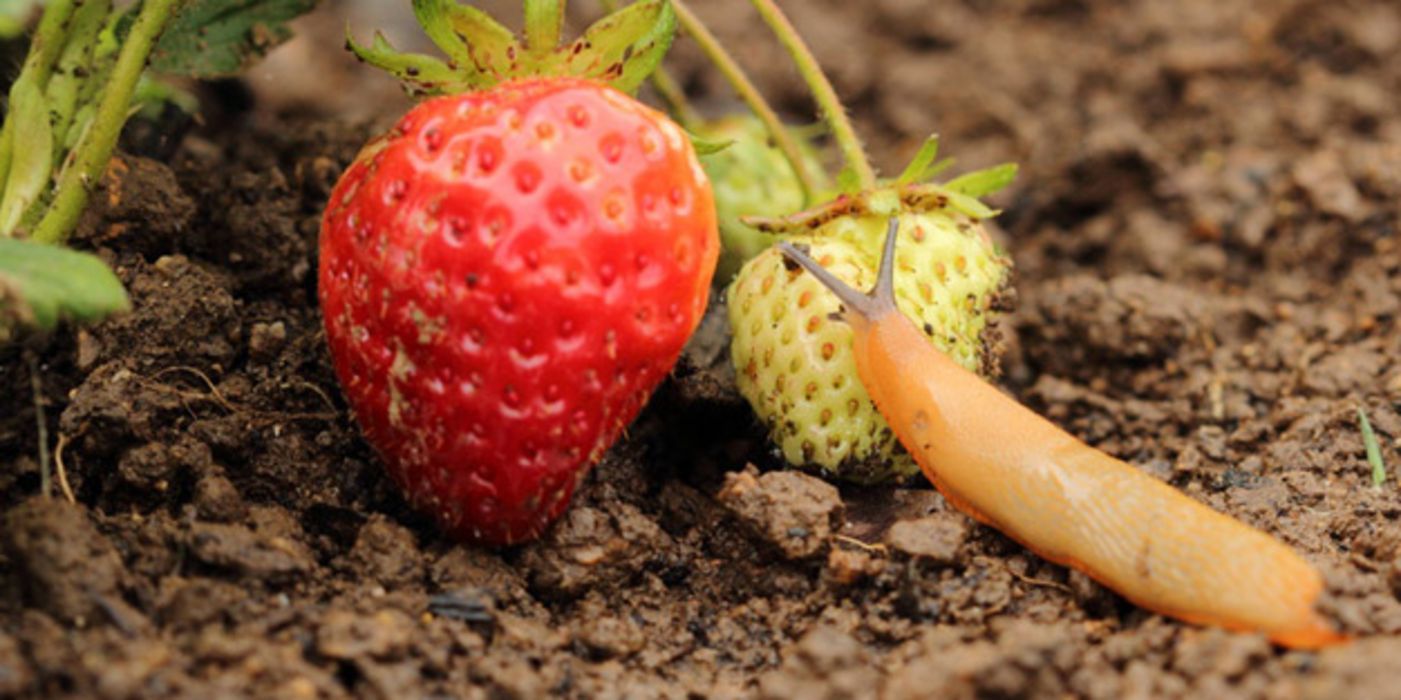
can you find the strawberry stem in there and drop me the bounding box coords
[523,0,565,56]
[31,0,182,245]
[673,0,822,205]
[748,0,876,191]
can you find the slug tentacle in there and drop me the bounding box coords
[777,217,900,322]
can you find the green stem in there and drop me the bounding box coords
[0,0,78,203]
[48,0,113,173]
[523,0,564,55]
[31,0,182,245]
[25,351,50,499]
[674,0,822,204]
[748,0,875,191]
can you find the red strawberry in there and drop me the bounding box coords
[320,76,716,544]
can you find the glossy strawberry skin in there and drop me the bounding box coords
[319,78,717,545]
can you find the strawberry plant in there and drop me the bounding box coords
[320,0,718,545]
[0,0,316,343]
[725,0,1017,483]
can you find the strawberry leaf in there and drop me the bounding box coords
[944,163,1018,198]
[148,0,319,78]
[0,238,129,343]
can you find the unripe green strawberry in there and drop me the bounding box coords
[696,115,824,282]
[729,205,1011,483]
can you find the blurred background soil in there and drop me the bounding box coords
[1,0,1399,697]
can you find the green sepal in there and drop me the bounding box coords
[687,131,734,156]
[895,134,939,185]
[412,0,519,84]
[522,0,564,56]
[362,0,678,96]
[565,0,676,94]
[0,238,129,343]
[944,162,1018,198]
[835,165,861,194]
[347,28,478,96]
[938,187,998,219]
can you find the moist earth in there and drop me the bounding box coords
[3,0,1401,697]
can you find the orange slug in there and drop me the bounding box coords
[778,219,1347,649]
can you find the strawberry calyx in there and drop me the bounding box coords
[743,135,1018,236]
[348,0,676,97]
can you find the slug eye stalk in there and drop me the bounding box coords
[777,217,901,322]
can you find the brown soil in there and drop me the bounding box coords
[3,0,1401,697]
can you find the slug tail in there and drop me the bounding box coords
[1269,617,1350,650]
[778,217,901,322]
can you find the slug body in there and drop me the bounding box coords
[780,221,1345,650]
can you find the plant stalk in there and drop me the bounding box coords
[673,0,822,204]
[25,351,50,499]
[748,0,875,190]
[32,0,183,245]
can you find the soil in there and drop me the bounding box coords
[3,0,1401,697]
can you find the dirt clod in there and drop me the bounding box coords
[758,626,880,700]
[343,515,423,588]
[1,498,126,623]
[187,508,315,581]
[718,467,844,560]
[520,501,670,600]
[885,514,969,565]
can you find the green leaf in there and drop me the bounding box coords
[0,77,54,236]
[944,163,1018,198]
[148,0,319,78]
[0,238,129,343]
[565,0,676,93]
[1359,406,1388,489]
[347,29,478,96]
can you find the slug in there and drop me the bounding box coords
[778,218,1346,649]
